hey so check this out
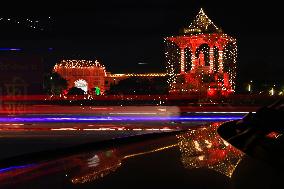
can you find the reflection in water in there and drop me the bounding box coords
[0,122,244,187]
[71,150,122,184]
[70,143,178,184]
[71,123,243,183]
[177,123,244,177]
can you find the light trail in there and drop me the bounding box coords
[0,115,243,123]
[190,112,256,114]
[109,113,158,115]
[0,164,36,173]
[0,127,176,132]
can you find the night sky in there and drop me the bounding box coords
[0,0,283,87]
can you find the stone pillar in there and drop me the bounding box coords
[209,46,214,73]
[180,48,185,74]
[190,47,197,72]
[218,48,223,73]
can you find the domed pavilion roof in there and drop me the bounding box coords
[182,8,223,34]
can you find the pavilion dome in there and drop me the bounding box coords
[182,8,223,35]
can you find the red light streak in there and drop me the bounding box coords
[0,125,177,132]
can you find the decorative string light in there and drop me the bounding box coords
[0,16,52,31]
[209,46,214,73]
[180,48,185,73]
[54,60,105,69]
[164,8,237,95]
[218,49,223,73]
[183,8,222,34]
[165,40,180,90]
[177,123,244,178]
[109,73,167,77]
[53,60,107,94]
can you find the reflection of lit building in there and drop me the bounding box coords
[0,124,244,186]
[177,123,243,177]
[53,60,107,94]
[70,137,177,184]
[71,150,121,184]
[164,8,237,96]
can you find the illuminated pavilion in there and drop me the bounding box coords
[53,60,107,94]
[165,8,237,96]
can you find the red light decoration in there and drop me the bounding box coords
[53,60,107,94]
[177,123,244,177]
[165,8,237,96]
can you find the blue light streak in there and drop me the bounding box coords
[0,48,22,51]
[0,164,36,173]
[0,116,243,123]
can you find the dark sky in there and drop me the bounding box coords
[0,0,283,85]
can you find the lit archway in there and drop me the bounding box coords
[74,79,88,93]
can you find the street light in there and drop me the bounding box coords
[270,88,274,96]
[248,80,253,93]
[269,84,276,96]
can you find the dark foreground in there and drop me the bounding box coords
[0,122,282,189]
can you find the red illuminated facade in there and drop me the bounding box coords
[165,8,237,96]
[53,60,107,94]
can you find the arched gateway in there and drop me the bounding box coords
[53,60,106,94]
[74,79,88,93]
[165,8,237,96]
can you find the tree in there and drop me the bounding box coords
[106,76,169,95]
[67,87,85,95]
[150,76,169,94]
[43,72,68,95]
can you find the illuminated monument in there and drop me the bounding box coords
[53,60,107,94]
[165,8,237,96]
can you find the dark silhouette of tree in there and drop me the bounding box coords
[43,72,68,95]
[106,76,169,95]
[67,87,85,95]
